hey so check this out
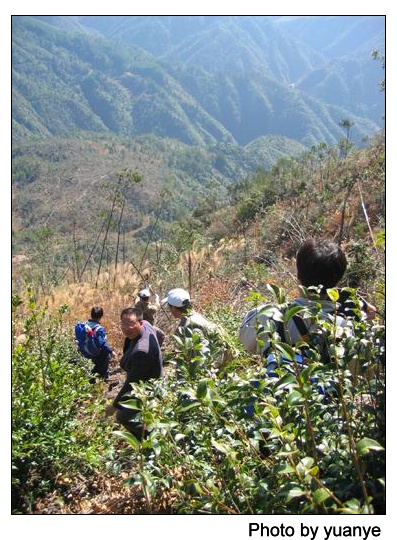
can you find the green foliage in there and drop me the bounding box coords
[12,293,115,513]
[114,292,385,514]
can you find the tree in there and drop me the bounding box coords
[338,118,355,158]
[339,118,354,143]
[372,49,385,93]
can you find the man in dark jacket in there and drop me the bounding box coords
[105,307,163,440]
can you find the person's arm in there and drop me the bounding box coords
[123,337,131,353]
[360,298,377,320]
[96,327,113,354]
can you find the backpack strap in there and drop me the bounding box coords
[86,321,101,334]
[263,306,309,355]
[291,314,310,342]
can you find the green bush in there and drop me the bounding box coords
[114,289,385,514]
[12,292,115,513]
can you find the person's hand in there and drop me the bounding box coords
[366,302,378,320]
[105,404,116,417]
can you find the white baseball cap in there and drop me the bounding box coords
[138,288,150,298]
[161,288,191,307]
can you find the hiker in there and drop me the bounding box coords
[75,306,113,380]
[105,307,163,440]
[162,288,233,371]
[239,238,374,357]
[135,288,160,325]
[134,288,165,346]
[162,287,217,338]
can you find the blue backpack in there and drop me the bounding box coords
[74,322,101,358]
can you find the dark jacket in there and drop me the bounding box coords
[114,322,163,408]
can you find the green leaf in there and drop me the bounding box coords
[274,373,296,389]
[275,343,295,360]
[300,456,315,468]
[196,380,208,399]
[120,399,142,410]
[274,463,295,475]
[176,401,200,413]
[113,430,141,450]
[286,487,305,501]
[267,283,285,303]
[313,488,331,504]
[356,438,384,456]
[287,390,304,406]
[284,305,305,323]
[326,288,340,302]
[211,439,230,454]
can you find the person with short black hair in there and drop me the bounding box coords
[105,306,163,440]
[85,306,113,380]
[296,238,347,290]
[239,238,375,355]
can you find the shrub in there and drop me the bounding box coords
[114,289,385,514]
[12,292,115,513]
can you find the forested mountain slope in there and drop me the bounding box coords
[12,15,384,147]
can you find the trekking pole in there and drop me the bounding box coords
[357,179,379,254]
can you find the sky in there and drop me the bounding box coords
[5,1,392,535]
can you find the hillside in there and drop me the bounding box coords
[11,134,306,267]
[12,129,385,309]
[12,131,385,515]
[12,15,384,147]
[11,14,385,269]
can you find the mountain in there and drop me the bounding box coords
[11,15,385,260]
[12,15,384,148]
[78,15,385,135]
[274,16,385,123]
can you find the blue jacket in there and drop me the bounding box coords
[87,319,113,356]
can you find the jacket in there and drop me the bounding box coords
[86,319,113,356]
[113,321,163,408]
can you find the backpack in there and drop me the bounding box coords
[239,302,345,365]
[74,322,101,359]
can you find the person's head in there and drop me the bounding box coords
[120,307,144,339]
[91,306,104,321]
[161,288,191,318]
[296,238,347,290]
[138,288,150,302]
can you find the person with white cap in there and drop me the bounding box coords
[162,288,217,338]
[135,288,160,326]
[161,288,235,373]
[133,287,165,347]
